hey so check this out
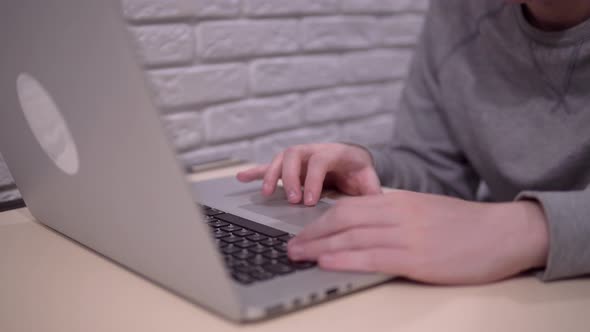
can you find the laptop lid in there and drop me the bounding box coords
[0,0,241,320]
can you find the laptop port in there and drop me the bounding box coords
[309,293,318,302]
[325,287,339,298]
[266,304,284,316]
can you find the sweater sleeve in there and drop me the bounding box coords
[369,2,480,200]
[517,189,590,281]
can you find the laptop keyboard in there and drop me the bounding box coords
[200,205,316,285]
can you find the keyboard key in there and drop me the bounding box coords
[222,244,241,255]
[247,234,267,242]
[274,242,288,252]
[221,234,242,243]
[216,213,287,238]
[225,256,247,269]
[208,220,229,228]
[260,238,282,247]
[222,224,242,233]
[235,239,256,249]
[213,230,230,239]
[234,264,259,274]
[279,234,295,242]
[248,244,270,254]
[233,250,255,260]
[248,254,269,266]
[205,208,224,217]
[263,249,286,260]
[215,239,228,248]
[233,229,253,237]
[203,215,218,222]
[264,263,294,275]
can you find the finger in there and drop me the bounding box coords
[288,227,404,261]
[262,153,284,196]
[302,153,333,206]
[318,248,412,276]
[358,168,383,196]
[293,199,395,243]
[236,165,269,182]
[281,147,308,204]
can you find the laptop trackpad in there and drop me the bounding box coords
[240,202,330,228]
[237,192,332,228]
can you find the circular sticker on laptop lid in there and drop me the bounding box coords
[16,73,80,175]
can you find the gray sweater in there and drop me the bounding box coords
[369,0,590,281]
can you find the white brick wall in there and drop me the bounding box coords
[198,20,299,59]
[251,55,344,95]
[302,16,381,51]
[149,64,248,107]
[303,84,386,123]
[204,94,303,143]
[132,24,195,66]
[244,0,340,17]
[0,0,429,202]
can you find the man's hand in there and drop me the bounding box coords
[236,143,381,206]
[288,191,549,285]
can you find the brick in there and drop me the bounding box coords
[0,188,20,203]
[122,0,241,20]
[179,142,253,166]
[341,113,395,147]
[253,125,339,162]
[382,82,405,111]
[162,112,204,151]
[192,0,241,17]
[341,0,430,14]
[302,16,380,51]
[251,56,343,95]
[204,95,302,143]
[381,15,425,46]
[198,20,299,60]
[131,24,194,66]
[149,64,248,108]
[342,50,413,84]
[244,0,339,16]
[122,0,195,20]
[303,85,384,123]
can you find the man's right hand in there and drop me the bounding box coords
[236,143,382,206]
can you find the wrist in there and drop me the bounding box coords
[495,201,549,271]
[520,200,550,269]
[339,142,376,167]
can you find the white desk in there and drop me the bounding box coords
[1,165,588,332]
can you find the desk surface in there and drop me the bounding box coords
[1,165,589,332]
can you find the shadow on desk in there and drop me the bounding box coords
[0,198,25,213]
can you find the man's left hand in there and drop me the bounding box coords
[288,191,549,285]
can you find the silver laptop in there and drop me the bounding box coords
[0,0,390,322]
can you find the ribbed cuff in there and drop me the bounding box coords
[516,190,590,281]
